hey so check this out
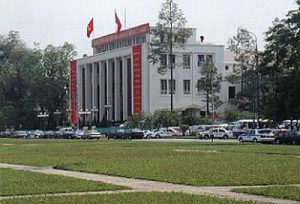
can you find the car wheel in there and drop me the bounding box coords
[223,135,228,140]
[253,138,257,143]
[274,139,280,144]
[204,135,209,139]
[239,137,243,142]
[156,134,160,138]
[292,140,296,145]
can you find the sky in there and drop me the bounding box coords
[1,0,298,57]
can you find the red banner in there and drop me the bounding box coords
[133,45,142,115]
[70,60,77,125]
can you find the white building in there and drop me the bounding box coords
[70,23,237,125]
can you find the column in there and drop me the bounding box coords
[122,56,128,121]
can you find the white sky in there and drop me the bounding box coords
[1,0,298,57]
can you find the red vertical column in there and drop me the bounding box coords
[132,45,142,115]
[70,60,77,125]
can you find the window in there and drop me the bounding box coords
[228,86,236,99]
[183,55,191,69]
[197,79,201,92]
[206,55,213,63]
[170,54,176,64]
[160,54,167,66]
[168,79,176,94]
[160,79,167,95]
[198,55,204,66]
[183,80,191,94]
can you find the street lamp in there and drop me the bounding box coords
[37,112,49,130]
[53,109,62,127]
[240,28,259,128]
[78,109,91,127]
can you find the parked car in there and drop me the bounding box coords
[143,130,153,139]
[238,129,275,143]
[125,128,144,139]
[197,128,232,139]
[44,130,56,138]
[11,131,28,138]
[107,129,126,139]
[27,130,45,138]
[152,128,176,138]
[59,127,75,139]
[275,131,300,145]
[87,130,102,139]
[74,130,85,139]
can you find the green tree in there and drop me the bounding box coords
[196,62,222,116]
[33,43,77,129]
[180,110,200,126]
[261,3,300,123]
[0,31,76,130]
[153,110,180,128]
[148,0,192,111]
[227,28,257,112]
[0,31,40,130]
[223,108,253,123]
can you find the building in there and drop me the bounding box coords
[70,23,236,125]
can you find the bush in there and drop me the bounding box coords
[180,124,189,136]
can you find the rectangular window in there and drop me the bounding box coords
[160,79,167,95]
[228,86,236,99]
[206,55,213,63]
[183,54,191,69]
[183,80,191,94]
[198,55,204,66]
[197,79,201,92]
[168,79,176,94]
[160,54,167,66]
[169,54,176,64]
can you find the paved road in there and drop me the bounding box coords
[139,138,238,143]
[0,163,299,204]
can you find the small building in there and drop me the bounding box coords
[70,23,236,125]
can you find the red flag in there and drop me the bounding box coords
[87,18,94,38]
[115,11,122,34]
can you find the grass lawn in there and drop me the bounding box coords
[0,139,299,186]
[233,186,300,202]
[0,192,260,204]
[0,168,126,196]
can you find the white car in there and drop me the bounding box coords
[197,128,233,139]
[87,130,102,139]
[238,129,275,143]
[152,128,176,138]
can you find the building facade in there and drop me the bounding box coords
[70,23,236,125]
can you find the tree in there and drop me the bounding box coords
[261,2,300,123]
[153,110,180,128]
[223,108,253,123]
[0,31,77,130]
[0,31,41,130]
[148,0,192,111]
[33,43,77,129]
[196,62,222,116]
[227,28,257,111]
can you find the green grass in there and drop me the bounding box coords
[0,168,126,196]
[0,192,260,204]
[233,186,300,201]
[0,139,300,186]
